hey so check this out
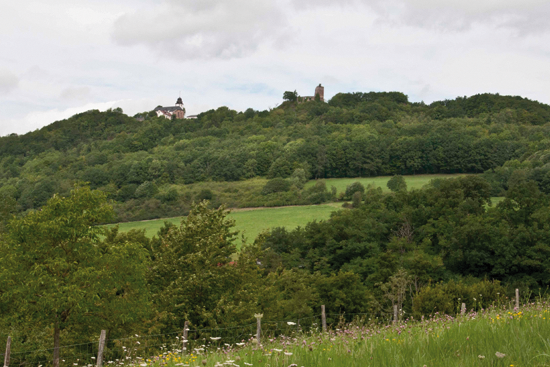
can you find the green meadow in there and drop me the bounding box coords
[110,174,505,242]
[306,173,470,193]
[109,203,341,241]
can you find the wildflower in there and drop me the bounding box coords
[244,363,253,366]
[495,352,506,358]
[287,322,296,326]
[201,360,208,366]
[236,343,245,346]
[210,337,221,341]
[273,349,283,352]
[478,355,485,359]
[284,352,293,356]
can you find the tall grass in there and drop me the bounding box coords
[144,304,550,367]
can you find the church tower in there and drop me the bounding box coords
[175,97,184,108]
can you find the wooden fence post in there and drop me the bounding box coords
[254,313,263,346]
[393,305,398,324]
[97,330,106,367]
[515,289,520,309]
[321,305,327,333]
[3,336,11,367]
[182,321,189,354]
[461,303,466,315]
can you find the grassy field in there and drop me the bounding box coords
[306,173,470,194]
[109,203,341,241]
[111,174,504,242]
[121,303,550,367]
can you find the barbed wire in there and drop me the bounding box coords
[1,312,382,367]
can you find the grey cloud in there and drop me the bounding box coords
[292,0,550,34]
[111,0,288,60]
[60,86,91,101]
[0,69,19,95]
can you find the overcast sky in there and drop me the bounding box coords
[1,0,550,136]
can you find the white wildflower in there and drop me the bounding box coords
[287,322,296,326]
[495,352,506,358]
[236,343,245,346]
[210,337,221,341]
[284,352,293,356]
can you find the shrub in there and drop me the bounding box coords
[262,178,292,195]
[196,188,214,201]
[352,191,362,208]
[387,175,407,192]
[412,279,506,317]
[135,181,159,198]
[290,168,307,189]
[345,182,365,200]
[304,180,331,204]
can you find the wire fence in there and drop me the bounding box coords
[1,312,378,367]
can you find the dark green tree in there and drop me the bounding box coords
[0,186,149,367]
[283,90,298,103]
[387,175,407,192]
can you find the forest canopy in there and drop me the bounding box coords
[0,92,549,222]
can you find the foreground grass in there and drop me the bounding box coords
[144,305,550,367]
[305,173,470,194]
[109,203,340,241]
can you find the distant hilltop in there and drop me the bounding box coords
[138,84,327,122]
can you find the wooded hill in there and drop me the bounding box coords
[1,92,550,222]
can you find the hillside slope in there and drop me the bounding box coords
[1,92,549,221]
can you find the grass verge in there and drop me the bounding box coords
[145,303,550,367]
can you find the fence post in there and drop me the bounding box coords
[321,305,327,333]
[515,289,520,309]
[3,336,11,367]
[97,330,106,367]
[254,314,263,346]
[461,303,466,315]
[182,321,189,354]
[393,305,398,324]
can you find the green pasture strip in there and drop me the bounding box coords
[108,203,341,243]
[307,173,471,193]
[150,307,550,367]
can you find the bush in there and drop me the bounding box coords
[304,180,331,204]
[262,178,292,195]
[352,191,362,208]
[135,181,159,198]
[196,189,214,201]
[290,168,307,189]
[158,188,179,203]
[345,182,365,200]
[412,279,506,317]
[387,175,407,192]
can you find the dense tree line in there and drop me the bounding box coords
[2,173,548,362]
[0,93,549,222]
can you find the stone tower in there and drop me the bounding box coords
[175,97,184,108]
[315,84,325,102]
